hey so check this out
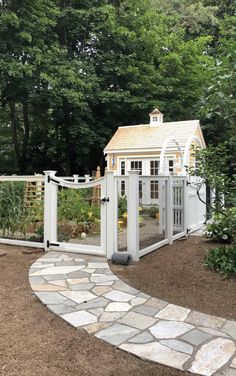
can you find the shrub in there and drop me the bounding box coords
[205,207,236,243]
[148,205,159,218]
[204,245,236,277]
[118,196,127,218]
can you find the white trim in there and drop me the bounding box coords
[139,238,169,257]
[0,175,44,182]
[0,238,44,248]
[183,135,204,167]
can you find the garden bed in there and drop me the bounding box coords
[110,236,236,321]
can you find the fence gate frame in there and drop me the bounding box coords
[43,171,115,258]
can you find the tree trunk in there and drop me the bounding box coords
[9,101,21,170]
[21,101,30,172]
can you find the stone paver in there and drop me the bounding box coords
[189,338,236,376]
[156,304,190,321]
[29,252,236,376]
[180,329,213,346]
[150,320,194,339]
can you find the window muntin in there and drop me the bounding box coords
[130,161,142,175]
[150,180,158,199]
[121,161,125,175]
[121,180,126,196]
[169,160,174,173]
[150,160,159,176]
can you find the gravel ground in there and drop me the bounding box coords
[0,245,189,376]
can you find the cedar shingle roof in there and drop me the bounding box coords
[104,120,202,153]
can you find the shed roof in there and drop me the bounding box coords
[104,120,204,153]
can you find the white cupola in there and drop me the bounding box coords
[149,108,164,126]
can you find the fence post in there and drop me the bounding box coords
[183,176,188,235]
[167,175,173,245]
[127,170,139,261]
[105,171,117,259]
[43,171,58,251]
[84,174,90,183]
[73,174,79,183]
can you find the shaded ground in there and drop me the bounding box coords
[111,237,236,321]
[0,245,189,376]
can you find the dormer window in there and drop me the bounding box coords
[149,108,164,126]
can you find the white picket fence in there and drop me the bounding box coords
[0,171,206,261]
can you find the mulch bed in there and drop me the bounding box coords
[111,236,236,321]
[0,245,190,376]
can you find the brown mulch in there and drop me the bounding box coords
[111,237,236,321]
[0,245,190,376]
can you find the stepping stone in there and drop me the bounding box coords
[84,322,111,334]
[145,298,167,310]
[50,280,68,288]
[133,305,158,317]
[156,304,190,321]
[186,311,226,329]
[150,320,194,339]
[105,302,131,312]
[130,297,148,307]
[29,276,45,285]
[92,286,113,296]
[100,312,126,322]
[104,290,135,302]
[95,323,139,346]
[222,321,236,340]
[87,263,109,269]
[215,369,236,376]
[74,297,109,310]
[118,311,156,330]
[35,292,67,305]
[231,357,236,368]
[62,310,97,327]
[47,303,76,315]
[113,280,139,295]
[160,339,194,355]
[31,284,67,292]
[198,327,229,338]
[189,338,236,376]
[120,342,190,369]
[128,332,154,344]
[70,283,94,291]
[88,308,104,317]
[30,265,84,276]
[181,329,213,346]
[91,275,118,283]
[61,290,97,304]
[67,278,89,285]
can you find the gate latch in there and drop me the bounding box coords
[101,197,109,204]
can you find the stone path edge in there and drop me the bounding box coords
[28,252,236,376]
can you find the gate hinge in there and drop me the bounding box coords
[101,197,109,204]
[47,240,60,248]
[47,176,59,184]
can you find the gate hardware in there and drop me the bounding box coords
[47,176,60,184]
[47,240,60,248]
[101,197,109,204]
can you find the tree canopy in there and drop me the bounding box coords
[0,0,235,174]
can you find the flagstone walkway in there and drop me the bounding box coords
[29,252,236,376]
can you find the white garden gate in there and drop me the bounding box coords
[0,171,206,261]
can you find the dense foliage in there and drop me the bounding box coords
[0,0,235,175]
[204,245,236,278]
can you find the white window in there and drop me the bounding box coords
[121,180,126,196]
[150,180,158,199]
[120,161,125,175]
[152,116,158,122]
[169,160,174,173]
[150,160,159,175]
[131,161,142,175]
